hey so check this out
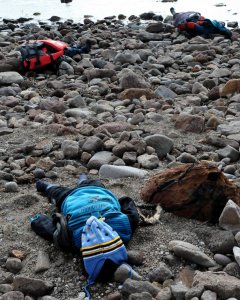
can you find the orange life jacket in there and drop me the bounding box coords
[20,40,68,71]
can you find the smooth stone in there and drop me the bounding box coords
[99,164,149,179]
[114,264,142,283]
[0,72,23,85]
[87,151,115,169]
[169,240,215,267]
[214,254,232,266]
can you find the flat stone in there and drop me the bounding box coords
[13,276,53,297]
[169,240,215,267]
[87,151,115,169]
[121,278,160,299]
[99,164,149,179]
[0,291,24,300]
[0,72,23,85]
[193,271,240,299]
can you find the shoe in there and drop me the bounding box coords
[77,173,88,186]
[36,180,50,194]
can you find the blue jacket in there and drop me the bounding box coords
[61,186,132,249]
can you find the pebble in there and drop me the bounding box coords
[4,181,18,192]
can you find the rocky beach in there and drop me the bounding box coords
[1,8,240,300]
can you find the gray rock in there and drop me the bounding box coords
[185,285,204,300]
[87,151,115,169]
[121,278,160,300]
[210,68,231,78]
[148,263,173,283]
[136,31,164,42]
[224,262,240,278]
[137,154,159,169]
[175,113,205,133]
[0,284,13,293]
[95,122,131,134]
[201,290,217,300]
[233,246,240,267]
[218,121,240,136]
[168,240,216,267]
[144,134,173,159]
[214,254,232,266]
[219,200,240,233]
[127,251,144,266]
[176,152,197,163]
[82,136,104,153]
[0,72,23,85]
[13,276,53,297]
[118,68,150,89]
[0,272,13,285]
[0,291,24,300]
[5,258,22,274]
[185,44,209,51]
[112,141,135,158]
[61,140,79,159]
[58,61,74,76]
[114,52,140,65]
[0,87,16,96]
[170,283,189,300]
[192,82,208,94]
[129,292,153,300]
[64,108,91,119]
[208,230,235,254]
[99,164,149,179]
[216,146,239,162]
[122,152,137,165]
[114,264,142,283]
[236,232,240,247]
[39,99,66,114]
[35,251,51,273]
[130,112,145,125]
[155,287,171,300]
[154,86,177,100]
[193,271,240,299]
[4,182,18,192]
[84,68,116,81]
[68,95,86,108]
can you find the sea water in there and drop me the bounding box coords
[0,0,239,24]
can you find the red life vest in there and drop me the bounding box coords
[20,40,68,71]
